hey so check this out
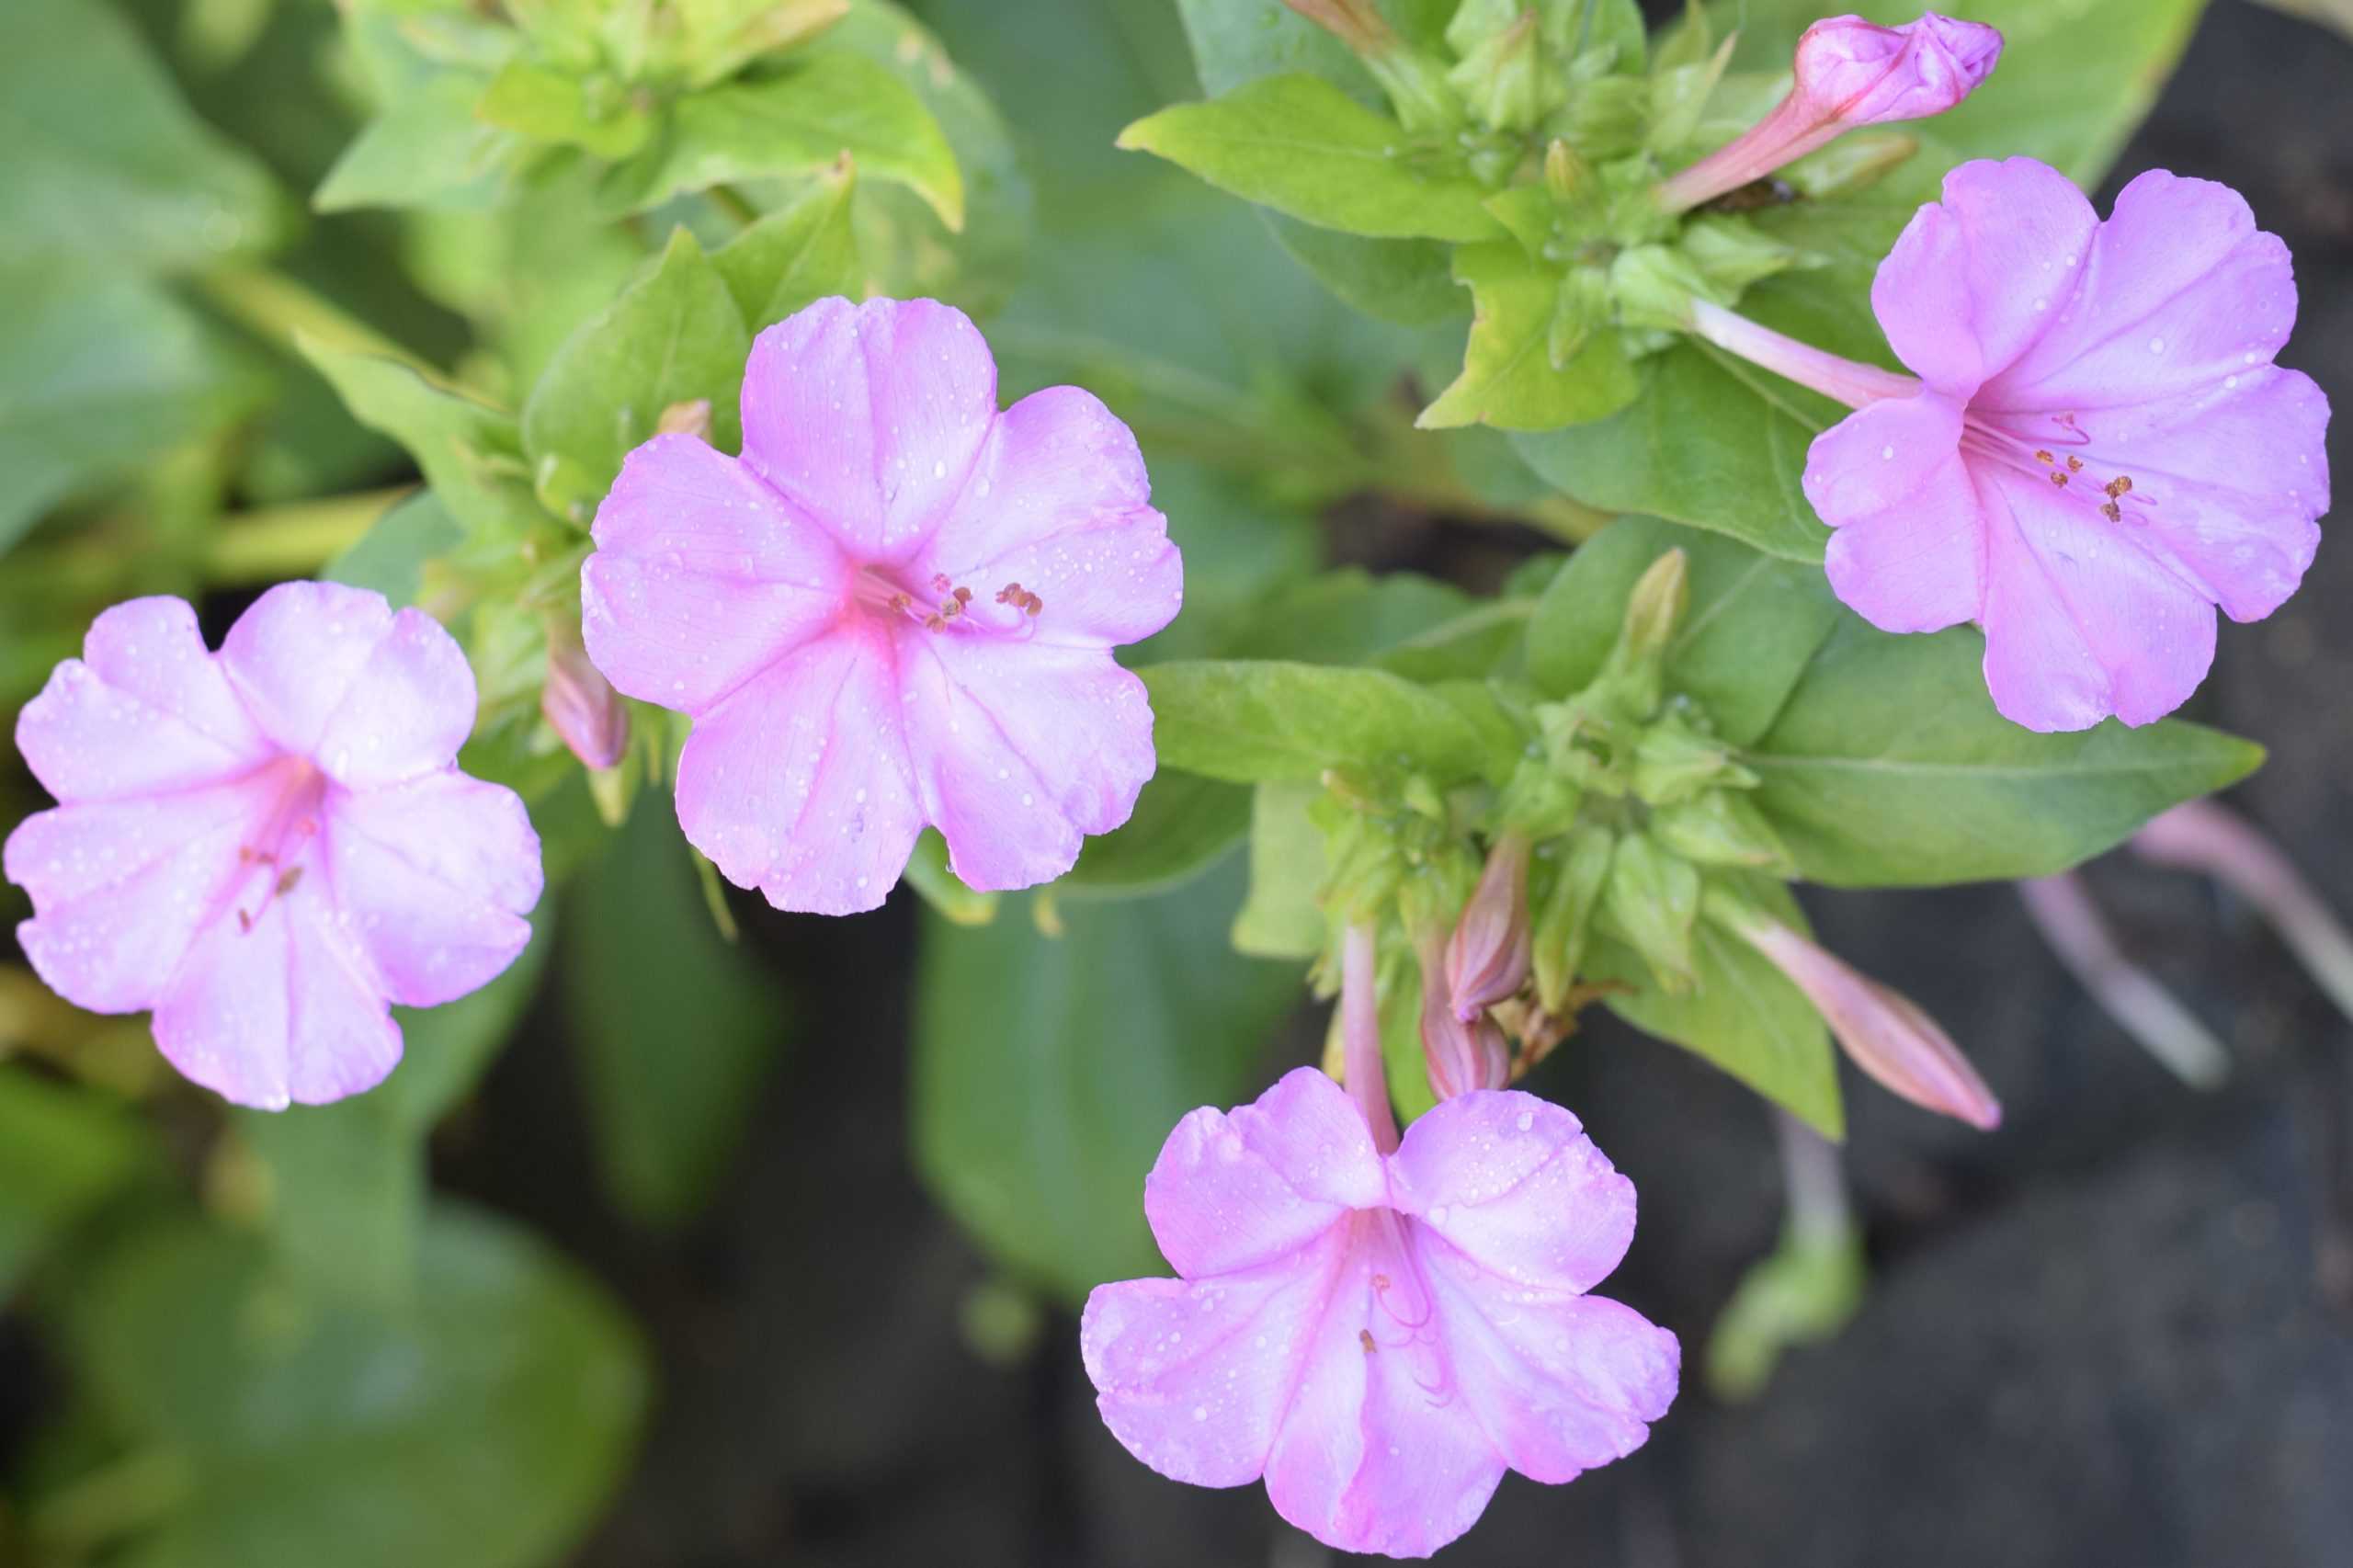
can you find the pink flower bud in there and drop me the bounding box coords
[1736,916,2001,1131]
[544,620,630,771]
[1419,934,1511,1102]
[1656,12,2001,213]
[1280,0,1395,56]
[1446,831,1532,1020]
[1791,12,2003,126]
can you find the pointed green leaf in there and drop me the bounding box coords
[1420,241,1639,431]
[1142,660,1506,785]
[1118,74,1506,243]
[712,162,861,328]
[300,339,542,546]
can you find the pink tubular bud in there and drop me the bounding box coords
[544,619,630,771]
[1419,934,1512,1103]
[1737,916,2001,1131]
[1446,831,1532,1021]
[1340,923,1402,1153]
[1281,0,1396,56]
[1656,12,2001,214]
[2134,801,2353,1027]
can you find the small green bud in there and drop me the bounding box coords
[1531,826,1615,1011]
[1586,548,1688,717]
[1648,0,1715,74]
[1647,32,1737,153]
[1549,267,1611,372]
[1680,214,1803,296]
[1608,243,1714,333]
[1651,787,1792,871]
[1599,831,1701,994]
[1553,74,1650,158]
[1629,714,1748,805]
[1544,137,1588,201]
[1449,8,1545,133]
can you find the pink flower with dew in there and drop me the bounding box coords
[1082,927,1677,1559]
[1730,915,2000,1131]
[580,298,1180,915]
[1656,12,2001,213]
[1696,157,2329,732]
[5,586,541,1110]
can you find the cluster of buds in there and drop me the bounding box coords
[1322,547,2000,1132]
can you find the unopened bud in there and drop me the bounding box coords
[543,620,630,771]
[1629,716,1745,806]
[1592,548,1690,714]
[655,398,713,439]
[1543,137,1587,201]
[1730,907,2000,1131]
[1656,12,2001,213]
[1651,788,1791,871]
[1418,933,1511,1101]
[1283,0,1395,56]
[1446,832,1532,1019]
[1447,9,1543,133]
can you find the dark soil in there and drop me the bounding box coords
[438,6,2353,1563]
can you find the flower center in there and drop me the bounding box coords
[850,565,1046,637]
[231,756,328,935]
[1962,411,2146,525]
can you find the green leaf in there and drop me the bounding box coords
[0,1068,146,1299]
[711,161,861,328]
[314,70,525,214]
[0,0,283,273]
[1227,568,1477,665]
[563,794,790,1228]
[50,1204,646,1568]
[1420,241,1640,432]
[300,340,542,545]
[1118,75,1506,243]
[1262,217,1465,327]
[476,59,654,160]
[235,918,552,1306]
[1719,0,2209,187]
[1142,660,1508,785]
[1171,0,1384,105]
[1749,619,2266,886]
[1593,879,1842,1137]
[1231,781,1329,960]
[1526,516,1841,744]
[1063,774,1252,897]
[597,51,963,228]
[0,267,265,554]
[913,858,1300,1299]
[325,493,466,608]
[521,227,749,511]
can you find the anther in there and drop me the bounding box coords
[2109,475,2133,497]
[2035,449,2055,464]
[2101,501,2123,521]
[953,586,972,608]
[1359,1329,1378,1354]
[236,908,254,934]
[2065,455,2084,472]
[276,867,303,896]
[2050,472,2069,487]
[931,574,952,594]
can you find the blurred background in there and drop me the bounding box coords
[2,1,2350,1565]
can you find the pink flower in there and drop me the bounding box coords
[1657,12,2001,213]
[1697,158,2328,732]
[580,297,1181,915]
[6,587,541,1109]
[1083,929,1677,1558]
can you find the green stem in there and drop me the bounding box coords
[193,266,421,368]
[203,487,413,584]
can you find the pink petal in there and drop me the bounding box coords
[13,597,271,801]
[1141,1066,1387,1279]
[1982,170,2300,415]
[1081,1229,1354,1490]
[1872,158,2097,395]
[897,633,1156,893]
[913,386,1184,649]
[582,433,850,714]
[5,783,267,1014]
[1384,1089,1637,1295]
[2026,368,2326,624]
[323,772,540,1007]
[1421,1244,1680,1483]
[1807,392,1985,633]
[220,583,475,785]
[153,873,402,1110]
[1262,1212,1506,1559]
[674,620,922,915]
[739,298,998,565]
[1975,464,2218,731]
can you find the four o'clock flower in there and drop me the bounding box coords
[1082,925,1677,1558]
[1656,12,2003,213]
[1694,156,2329,732]
[5,586,542,1110]
[581,297,1181,915]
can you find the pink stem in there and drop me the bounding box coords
[1340,923,1402,1154]
[1688,299,1918,409]
[2016,873,2231,1088]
